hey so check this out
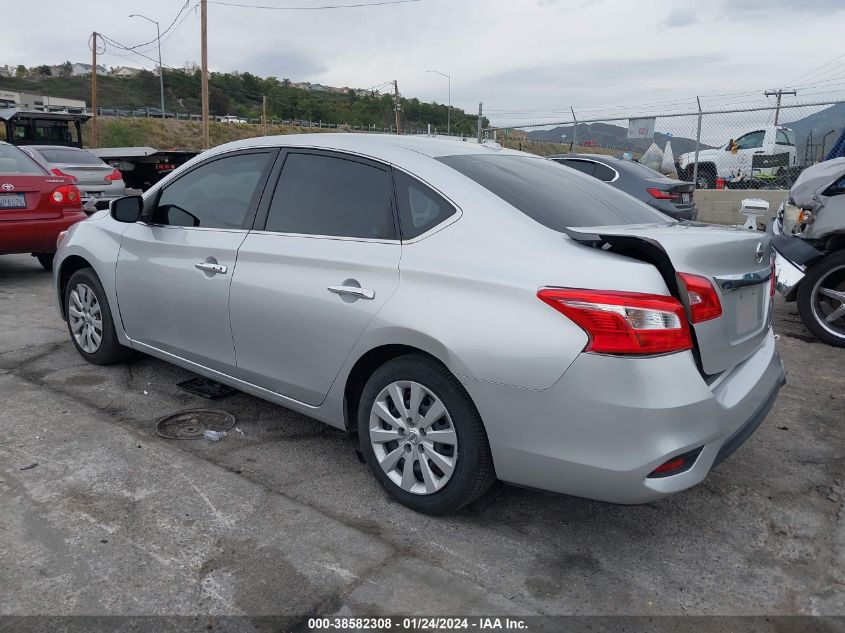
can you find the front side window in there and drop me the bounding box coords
[265,152,395,239]
[153,152,273,229]
[734,131,765,150]
[394,170,456,239]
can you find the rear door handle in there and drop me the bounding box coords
[327,285,375,300]
[195,262,228,275]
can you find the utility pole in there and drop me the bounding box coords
[477,102,482,143]
[765,88,797,125]
[201,0,210,149]
[426,69,451,136]
[262,94,267,134]
[393,80,401,134]
[130,14,165,116]
[692,95,703,188]
[91,32,98,148]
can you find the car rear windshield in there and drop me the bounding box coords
[36,148,104,166]
[437,154,669,229]
[0,144,46,175]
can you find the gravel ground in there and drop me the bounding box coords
[0,253,842,626]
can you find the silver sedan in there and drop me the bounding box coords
[53,134,785,514]
[22,145,127,211]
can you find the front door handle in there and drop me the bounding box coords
[195,261,228,275]
[327,285,375,300]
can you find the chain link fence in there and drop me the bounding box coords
[490,100,845,190]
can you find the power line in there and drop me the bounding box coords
[122,1,195,51]
[207,0,420,8]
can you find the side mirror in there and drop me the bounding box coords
[110,195,143,223]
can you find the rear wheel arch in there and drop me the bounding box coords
[343,343,469,432]
[58,255,94,320]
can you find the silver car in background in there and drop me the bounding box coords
[53,134,785,514]
[22,145,126,211]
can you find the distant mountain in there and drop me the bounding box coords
[525,103,845,160]
[526,122,711,155]
[785,102,845,159]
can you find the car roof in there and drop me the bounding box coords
[206,133,525,163]
[22,145,89,152]
[547,153,623,164]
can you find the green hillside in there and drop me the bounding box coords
[0,71,487,134]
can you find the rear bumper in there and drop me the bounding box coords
[460,331,785,504]
[0,211,87,255]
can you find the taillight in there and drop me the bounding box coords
[49,184,82,207]
[51,168,77,181]
[104,168,122,182]
[537,288,692,355]
[646,188,679,200]
[677,273,722,323]
[770,258,776,298]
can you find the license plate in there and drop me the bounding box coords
[681,193,691,204]
[735,285,765,336]
[0,193,25,209]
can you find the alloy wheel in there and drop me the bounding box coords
[810,264,845,340]
[68,283,103,353]
[369,380,458,495]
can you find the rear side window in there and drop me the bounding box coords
[561,159,595,176]
[0,143,46,175]
[592,162,617,182]
[437,154,668,229]
[776,129,795,146]
[393,170,456,239]
[266,152,396,239]
[36,148,104,165]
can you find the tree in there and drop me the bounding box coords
[36,65,52,76]
[60,61,73,78]
[15,65,27,78]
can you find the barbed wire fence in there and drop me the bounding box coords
[487,99,845,190]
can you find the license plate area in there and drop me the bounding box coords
[733,284,767,336]
[681,193,691,204]
[0,193,26,209]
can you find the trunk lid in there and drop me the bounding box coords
[0,175,66,221]
[56,164,114,186]
[566,222,773,375]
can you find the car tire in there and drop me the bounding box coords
[65,268,134,364]
[696,166,717,189]
[797,250,845,348]
[35,253,54,271]
[357,354,496,514]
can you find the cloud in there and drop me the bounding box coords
[237,51,327,81]
[661,8,697,28]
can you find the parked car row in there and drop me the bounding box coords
[0,141,86,270]
[20,145,127,210]
[49,134,785,514]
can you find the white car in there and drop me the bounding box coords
[220,115,248,124]
[677,126,797,188]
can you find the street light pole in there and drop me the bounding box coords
[130,14,165,116]
[426,70,451,136]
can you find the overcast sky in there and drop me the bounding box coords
[2,0,844,125]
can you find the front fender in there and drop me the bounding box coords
[54,214,130,344]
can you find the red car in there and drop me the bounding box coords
[0,142,86,270]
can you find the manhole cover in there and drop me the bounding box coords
[155,409,236,440]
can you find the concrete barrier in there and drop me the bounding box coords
[694,189,786,226]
